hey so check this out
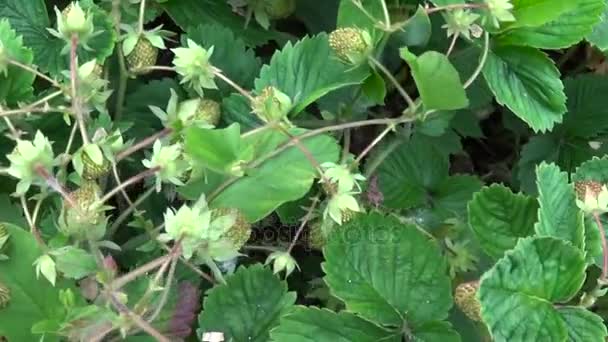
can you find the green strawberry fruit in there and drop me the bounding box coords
[126,37,158,74]
[328,27,372,65]
[454,281,482,322]
[58,181,106,240]
[264,0,296,19]
[82,152,111,180]
[195,99,221,126]
[211,208,252,249]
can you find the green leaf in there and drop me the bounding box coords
[161,0,288,46]
[479,237,586,342]
[198,264,295,342]
[393,6,432,47]
[0,0,116,76]
[323,213,452,328]
[376,138,449,209]
[535,162,585,249]
[180,129,340,221]
[588,2,608,50]
[185,24,261,95]
[0,224,65,341]
[557,74,608,138]
[400,48,468,111]
[433,174,482,219]
[558,306,608,341]
[509,0,577,28]
[222,93,263,130]
[573,156,608,183]
[336,0,384,41]
[270,307,400,342]
[498,0,604,49]
[255,34,370,115]
[184,123,251,175]
[413,321,461,342]
[361,70,386,105]
[468,184,538,259]
[482,45,566,132]
[0,19,34,106]
[52,246,97,280]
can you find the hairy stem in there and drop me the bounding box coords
[0,90,65,117]
[8,59,62,88]
[594,212,608,281]
[369,56,416,110]
[107,186,155,236]
[425,3,487,14]
[463,32,489,89]
[116,127,172,162]
[108,294,171,342]
[98,166,160,205]
[70,34,90,145]
[287,196,320,253]
[212,67,255,102]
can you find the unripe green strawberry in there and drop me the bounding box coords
[264,0,296,19]
[454,281,482,322]
[575,180,603,200]
[58,181,106,240]
[211,208,251,249]
[195,99,221,126]
[0,281,9,308]
[328,27,372,65]
[81,152,111,180]
[126,38,158,74]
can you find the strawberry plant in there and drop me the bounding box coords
[1,0,608,341]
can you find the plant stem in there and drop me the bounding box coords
[446,32,459,57]
[463,32,489,89]
[368,56,416,110]
[98,167,160,205]
[380,0,391,29]
[287,196,320,253]
[110,253,173,290]
[0,90,65,117]
[107,186,155,236]
[111,162,134,206]
[212,67,255,102]
[20,195,46,248]
[353,123,394,166]
[137,0,146,34]
[131,65,175,74]
[8,59,62,88]
[425,3,487,14]
[69,34,90,145]
[107,294,171,342]
[116,127,172,162]
[146,257,177,323]
[114,47,129,121]
[594,212,608,281]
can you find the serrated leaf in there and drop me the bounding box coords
[479,237,586,342]
[468,184,538,259]
[573,156,608,183]
[400,48,468,111]
[270,306,400,342]
[0,224,66,341]
[482,46,566,132]
[433,174,482,219]
[376,138,449,209]
[558,306,608,341]
[0,0,116,76]
[336,0,384,41]
[323,213,452,328]
[52,246,97,280]
[255,34,370,115]
[509,0,577,28]
[185,24,261,95]
[0,19,34,106]
[197,264,296,342]
[161,0,288,47]
[498,0,604,49]
[535,162,585,249]
[184,123,248,175]
[414,321,461,342]
[180,128,340,221]
[557,74,608,138]
[588,1,608,50]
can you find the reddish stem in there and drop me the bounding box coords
[593,212,608,280]
[116,128,172,162]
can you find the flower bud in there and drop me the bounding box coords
[251,86,292,123]
[265,251,299,277]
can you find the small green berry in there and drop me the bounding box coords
[195,99,222,126]
[127,38,159,74]
[328,27,372,65]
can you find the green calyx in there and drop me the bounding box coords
[251,86,292,123]
[58,181,108,241]
[328,27,372,65]
[263,0,296,19]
